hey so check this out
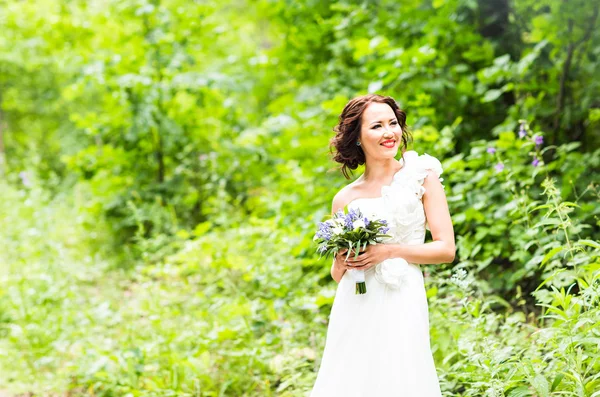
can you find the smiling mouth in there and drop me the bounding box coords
[380,140,396,148]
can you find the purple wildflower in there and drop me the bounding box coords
[317,245,327,254]
[364,217,370,227]
[348,208,360,221]
[316,222,333,241]
[487,147,496,154]
[495,162,504,172]
[534,135,543,146]
[518,124,527,139]
[344,213,354,229]
[532,157,539,167]
[379,226,390,234]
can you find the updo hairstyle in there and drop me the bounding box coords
[329,94,412,179]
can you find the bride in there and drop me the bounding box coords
[309,94,455,397]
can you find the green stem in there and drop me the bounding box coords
[355,282,367,294]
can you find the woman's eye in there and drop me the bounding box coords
[373,122,397,129]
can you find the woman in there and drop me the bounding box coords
[310,94,455,396]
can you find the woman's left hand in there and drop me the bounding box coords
[345,244,391,271]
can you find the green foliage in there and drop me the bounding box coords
[428,173,600,396]
[446,122,599,299]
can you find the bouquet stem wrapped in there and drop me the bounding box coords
[352,268,367,294]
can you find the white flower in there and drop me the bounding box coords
[352,219,365,230]
[374,257,412,289]
[450,268,472,290]
[331,226,344,235]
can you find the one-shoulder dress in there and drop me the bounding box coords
[310,150,445,397]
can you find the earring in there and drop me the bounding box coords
[356,141,361,146]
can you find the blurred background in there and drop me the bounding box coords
[0,0,599,395]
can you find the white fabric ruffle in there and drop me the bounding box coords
[374,257,412,289]
[379,151,445,286]
[413,152,445,197]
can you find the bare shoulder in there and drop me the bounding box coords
[331,186,352,214]
[331,179,363,214]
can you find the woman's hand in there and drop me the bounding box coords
[334,248,356,271]
[344,244,391,271]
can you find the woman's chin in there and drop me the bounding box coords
[380,146,399,156]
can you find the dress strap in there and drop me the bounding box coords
[414,152,444,187]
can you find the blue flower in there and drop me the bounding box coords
[315,221,333,241]
[344,213,354,229]
[518,121,527,138]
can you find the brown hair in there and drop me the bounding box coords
[329,94,412,179]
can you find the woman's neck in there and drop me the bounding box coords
[360,157,403,183]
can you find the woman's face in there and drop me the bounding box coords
[358,102,402,160]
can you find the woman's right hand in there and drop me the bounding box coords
[335,248,363,271]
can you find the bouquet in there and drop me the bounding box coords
[313,207,391,294]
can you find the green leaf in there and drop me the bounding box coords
[531,374,549,396]
[550,373,564,392]
[481,89,503,103]
[530,204,552,212]
[541,246,564,267]
[577,239,600,250]
[536,218,561,226]
[561,201,579,208]
[535,268,567,291]
[507,386,533,397]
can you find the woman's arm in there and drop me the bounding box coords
[385,240,454,265]
[387,169,455,264]
[331,258,346,283]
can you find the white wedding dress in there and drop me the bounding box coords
[310,150,444,397]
